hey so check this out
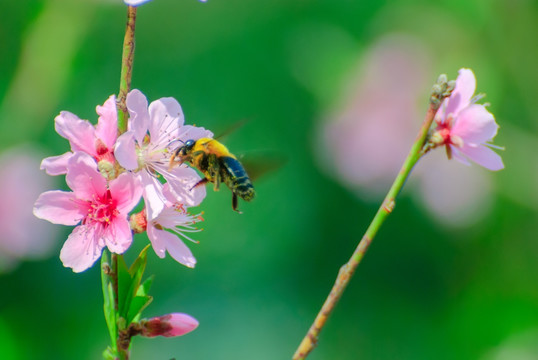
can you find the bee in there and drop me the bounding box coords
[169,137,255,213]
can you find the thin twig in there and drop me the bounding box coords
[292,101,441,360]
[117,5,137,134]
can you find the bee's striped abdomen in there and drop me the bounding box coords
[220,156,255,201]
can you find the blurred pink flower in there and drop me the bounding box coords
[0,146,60,271]
[115,89,211,220]
[146,184,203,268]
[141,313,199,338]
[33,152,142,272]
[40,95,118,178]
[432,68,504,171]
[317,34,498,227]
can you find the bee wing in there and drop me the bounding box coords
[238,151,286,182]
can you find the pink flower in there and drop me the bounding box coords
[146,184,203,268]
[115,89,212,220]
[40,95,119,179]
[33,152,142,272]
[0,146,60,272]
[433,68,504,171]
[141,313,199,338]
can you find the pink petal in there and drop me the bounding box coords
[127,89,150,143]
[95,95,118,148]
[142,313,199,338]
[33,190,86,225]
[123,0,153,6]
[164,166,207,207]
[115,131,139,170]
[65,152,107,200]
[162,231,196,268]
[445,68,476,117]
[172,125,214,150]
[148,97,184,143]
[148,225,196,267]
[147,223,166,258]
[164,313,199,337]
[140,171,166,220]
[60,225,104,272]
[109,172,142,214]
[104,217,133,254]
[450,145,472,166]
[40,152,72,175]
[451,104,499,144]
[460,144,505,171]
[55,111,97,155]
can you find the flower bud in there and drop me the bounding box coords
[129,209,147,233]
[141,313,199,338]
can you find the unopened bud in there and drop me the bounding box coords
[130,210,147,233]
[141,313,199,338]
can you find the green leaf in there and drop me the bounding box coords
[126,295,153,324]
[116,254,131,318]
[120,245,151,325]
[101,251,117,352]
[137,275,154,297]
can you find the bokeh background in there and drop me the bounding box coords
[1,0,537,359]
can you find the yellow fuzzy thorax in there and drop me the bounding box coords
[193,138,237,159]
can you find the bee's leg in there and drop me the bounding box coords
[168,154,186,171]
[232,193,242,214]
[190,177,209,191]
[213,171,221,192]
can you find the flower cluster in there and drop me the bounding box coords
[429,68,504,171]
[34,90,212,272]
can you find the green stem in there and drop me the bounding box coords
[292,101,441,360]
[117,5,137,134]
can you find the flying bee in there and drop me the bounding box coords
[169,137,255,213]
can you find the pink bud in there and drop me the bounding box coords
[142,313,199,338]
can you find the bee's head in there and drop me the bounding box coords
[176,139,196,156]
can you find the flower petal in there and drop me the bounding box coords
[40,152,72,176]
[164,166,207,207]
[109,172,142,214]
[65,152,106,200]
[60,225,104,272]
[104,217,132,254]
[147,223,166,258]
[445,68,476,117]
[452,104,499,144]
[124,0,153,6]
[148,97,185,145]
[127,89,150,143]
[460,144,505,171]
[115,131,139,170]
[55,111,97,155]
[95,95,118,148]
[149,226,196,267]
[140,171,166,220]
[33,190,86,225]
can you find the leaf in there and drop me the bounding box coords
[116,255,131,318]
[100,251,117,351]
[126,295,153,325]
[137,276,154,297]
[121,245,151,324]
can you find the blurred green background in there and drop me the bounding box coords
[1,0,537,359]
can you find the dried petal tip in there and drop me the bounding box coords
[141,313,199,338]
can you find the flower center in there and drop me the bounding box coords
[86,190,119,225]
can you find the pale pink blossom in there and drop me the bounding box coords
[433,68,504,171]
[115,89,212,220]
[33,152,142,272]
[0,146,60,271]
[141,313,199,338]
[318,34,498,227]
[40,95,118,178]
[146,184,203,268]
